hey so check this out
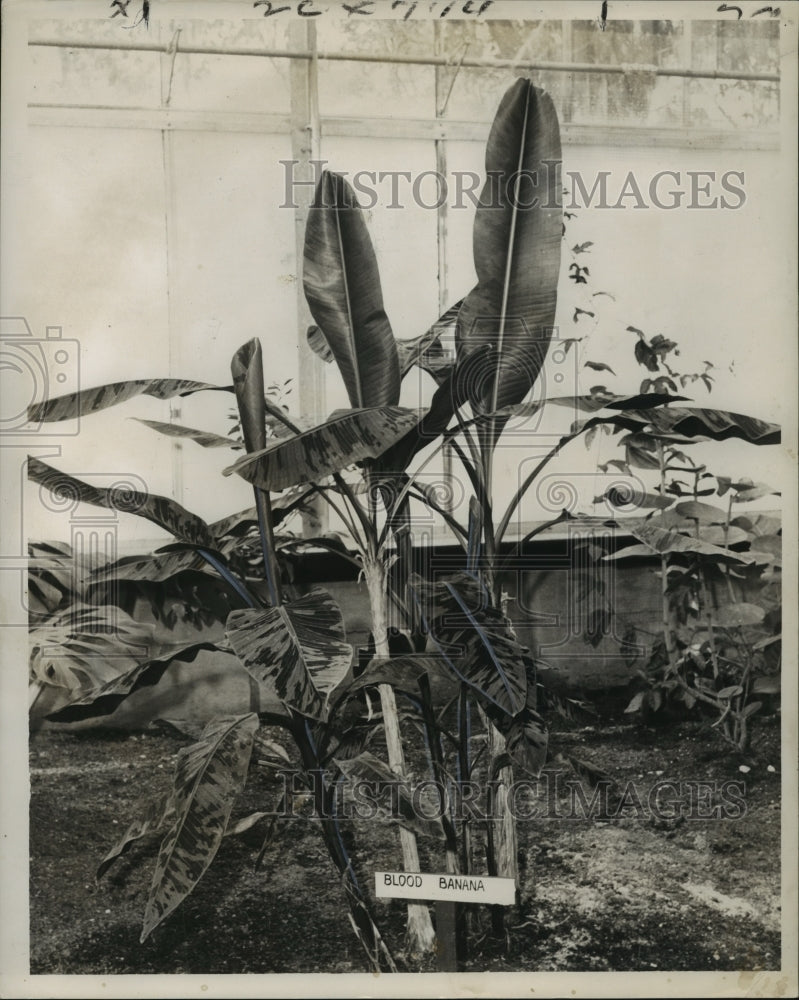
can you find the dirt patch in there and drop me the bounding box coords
[29,716,781,974]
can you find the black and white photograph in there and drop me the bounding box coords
[1,1,796,996]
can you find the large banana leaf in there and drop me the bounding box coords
[30,605,154,693]
[456,79,562,423]
[45,640,228,723]
[372,363,469,475]
[309,299,462,386]
[651,407,780,445]
[223,406,421,492]
[491,698,548,778]
[97,788,176,881]
[395,299,462,384]
[226,588,352,720]
[28,540,104,617]
[303,171,400,408]
[89,549,210,585]
[411,575,545,772]
[141,713,260,941]
[336,751,444,840]
[210,487,314,539]
[413,577,528,717]
[28,457,216,549]
[132,418,238,449]
[574,406,780,445]
[28,378,231,424]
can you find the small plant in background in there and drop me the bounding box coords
[559,212,781,753]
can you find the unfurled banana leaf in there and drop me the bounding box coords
[28,457,217,549]
[223,406,421,492]
[231,339,268,454]
[28,378,232,424]
[141,713,260,941]
[303,171,400,409]
[456,79,562,426]
[411,570,490,623]
[226,588,352,721]
[132,418,239,450]
[210,506,260,539]
[230,338,283,604]
[45,639,228,723]
[657,407,780,444]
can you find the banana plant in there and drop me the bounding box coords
[301,82,684,921]
[27,352,427,967]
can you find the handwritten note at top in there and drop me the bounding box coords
[253,0,494,19]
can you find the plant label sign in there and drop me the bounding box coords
[375,872,515,905]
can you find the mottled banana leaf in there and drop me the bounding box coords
[372,364,470,476]
[141,713,260,941]
[303,171,400,408]
[335,751,444,840]
[574,406,780,445]
[31,605,154,693]
[89,549,210,584]
[226,588,352,720]
[210,487,313,539]
[97,789,176,880]
[28,378,232,424]
[45,640,228,723]
[28,457,216,549]
[223,406,421,492]
[346,655,456,703]
[456,79,562,428]
[413,578,528,717]
[509,391,689,425]
[490,698,548,778]
[132,418,239,449]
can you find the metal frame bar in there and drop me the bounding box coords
[28,38,780,84]
[26,105,779,151]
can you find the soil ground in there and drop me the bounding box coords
[29,715,782,975]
